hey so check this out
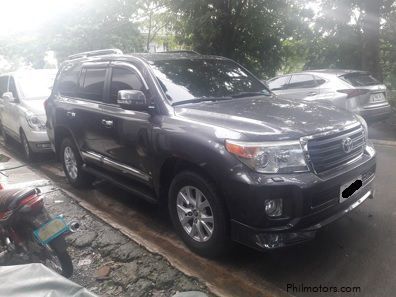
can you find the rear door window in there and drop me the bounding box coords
[341,73,380,87]
[79,68,107,102]
[109,67,144,104]
[268,76,290,91]
[287,74,317,89]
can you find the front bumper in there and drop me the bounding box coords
[23,128,52,153]
[224,143,376,251]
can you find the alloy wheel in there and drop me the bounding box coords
[176,186,214,242]
[21,133,30,159]
[64,146,78,180]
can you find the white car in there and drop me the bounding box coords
[0,69,57,160]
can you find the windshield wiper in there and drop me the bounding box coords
[172,97,232,106]
[230,91,269,98]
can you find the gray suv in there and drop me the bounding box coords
[46,50,376,256]
[268,69,392,121]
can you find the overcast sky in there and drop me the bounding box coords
[0,0,84,37]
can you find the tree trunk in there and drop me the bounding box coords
[361,0,382,80]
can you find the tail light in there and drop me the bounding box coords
[337,89,369,98]
[44,99,49,110]
[19,194,44,213]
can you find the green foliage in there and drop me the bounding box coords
[1,0,395,90]
[165,0,311,78]
[43,0,144,62]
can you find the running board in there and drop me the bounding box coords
[82,164,158,204]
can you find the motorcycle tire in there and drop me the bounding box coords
[48,236,73,278]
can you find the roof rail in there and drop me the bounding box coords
[156,50,200,55]
[67,49,123,60]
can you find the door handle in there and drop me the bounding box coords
[101,119,113,128]
[66,111,76,118]
[307,92,317,96]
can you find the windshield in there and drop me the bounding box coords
[151,59,270,104]
[16,71,57,99]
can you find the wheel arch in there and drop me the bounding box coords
[54,125,79,160]
[157,157,223,206]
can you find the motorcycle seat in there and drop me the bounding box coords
[0,188,40,212]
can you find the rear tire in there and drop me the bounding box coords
[168,170,230,257]
[60,137,93,188]
[48,236,73,278]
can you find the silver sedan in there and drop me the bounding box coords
[267,69,392,121]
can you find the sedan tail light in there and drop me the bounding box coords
[337,89,369,98]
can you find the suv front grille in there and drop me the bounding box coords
[307,125,366,173]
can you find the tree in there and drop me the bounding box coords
[165,0,310,78]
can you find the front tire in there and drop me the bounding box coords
[60,137,93,188]
[21,130,35,162]
[168,171,230,257]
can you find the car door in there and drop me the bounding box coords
[98,62,153,184]
[74,63,110,158]
[3,76,21,138]
[282,74,319,99]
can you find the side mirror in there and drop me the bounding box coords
[2,92,15,103]
[117,90,148,111]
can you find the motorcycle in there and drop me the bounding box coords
[0,184,78,278]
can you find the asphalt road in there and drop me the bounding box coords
[1,138,396,297]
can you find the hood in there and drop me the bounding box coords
[21,99,46,117]
[174,96,359,141]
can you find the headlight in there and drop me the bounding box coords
[225,140,309,173]
[355,115,368,141]
[26,112,46,131]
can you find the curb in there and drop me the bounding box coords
[371,139,396,147]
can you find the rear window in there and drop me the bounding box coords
[58,64,81,97]
[341,73,380,87]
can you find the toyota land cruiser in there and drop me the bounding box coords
[45,49,376,256]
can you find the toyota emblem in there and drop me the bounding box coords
[342,137,353,153]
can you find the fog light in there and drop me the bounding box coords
[265,199,283,217]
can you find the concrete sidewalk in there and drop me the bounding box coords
[0,147,210,297]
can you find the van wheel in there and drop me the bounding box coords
[21,130,36,162]
[60,138,93,188]
[168,171,229,257]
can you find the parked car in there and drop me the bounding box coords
[45,49,376,256]
[267,69,392,121]
[0,69,57,160]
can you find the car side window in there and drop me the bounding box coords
[0,76,8,95]
[287,74,317,89]
[268,76,290,91]
[314,76,326,86]
[79,68,107,102]
[110,67,144,104]
[58,64,81,97]
[8,77,19,100]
